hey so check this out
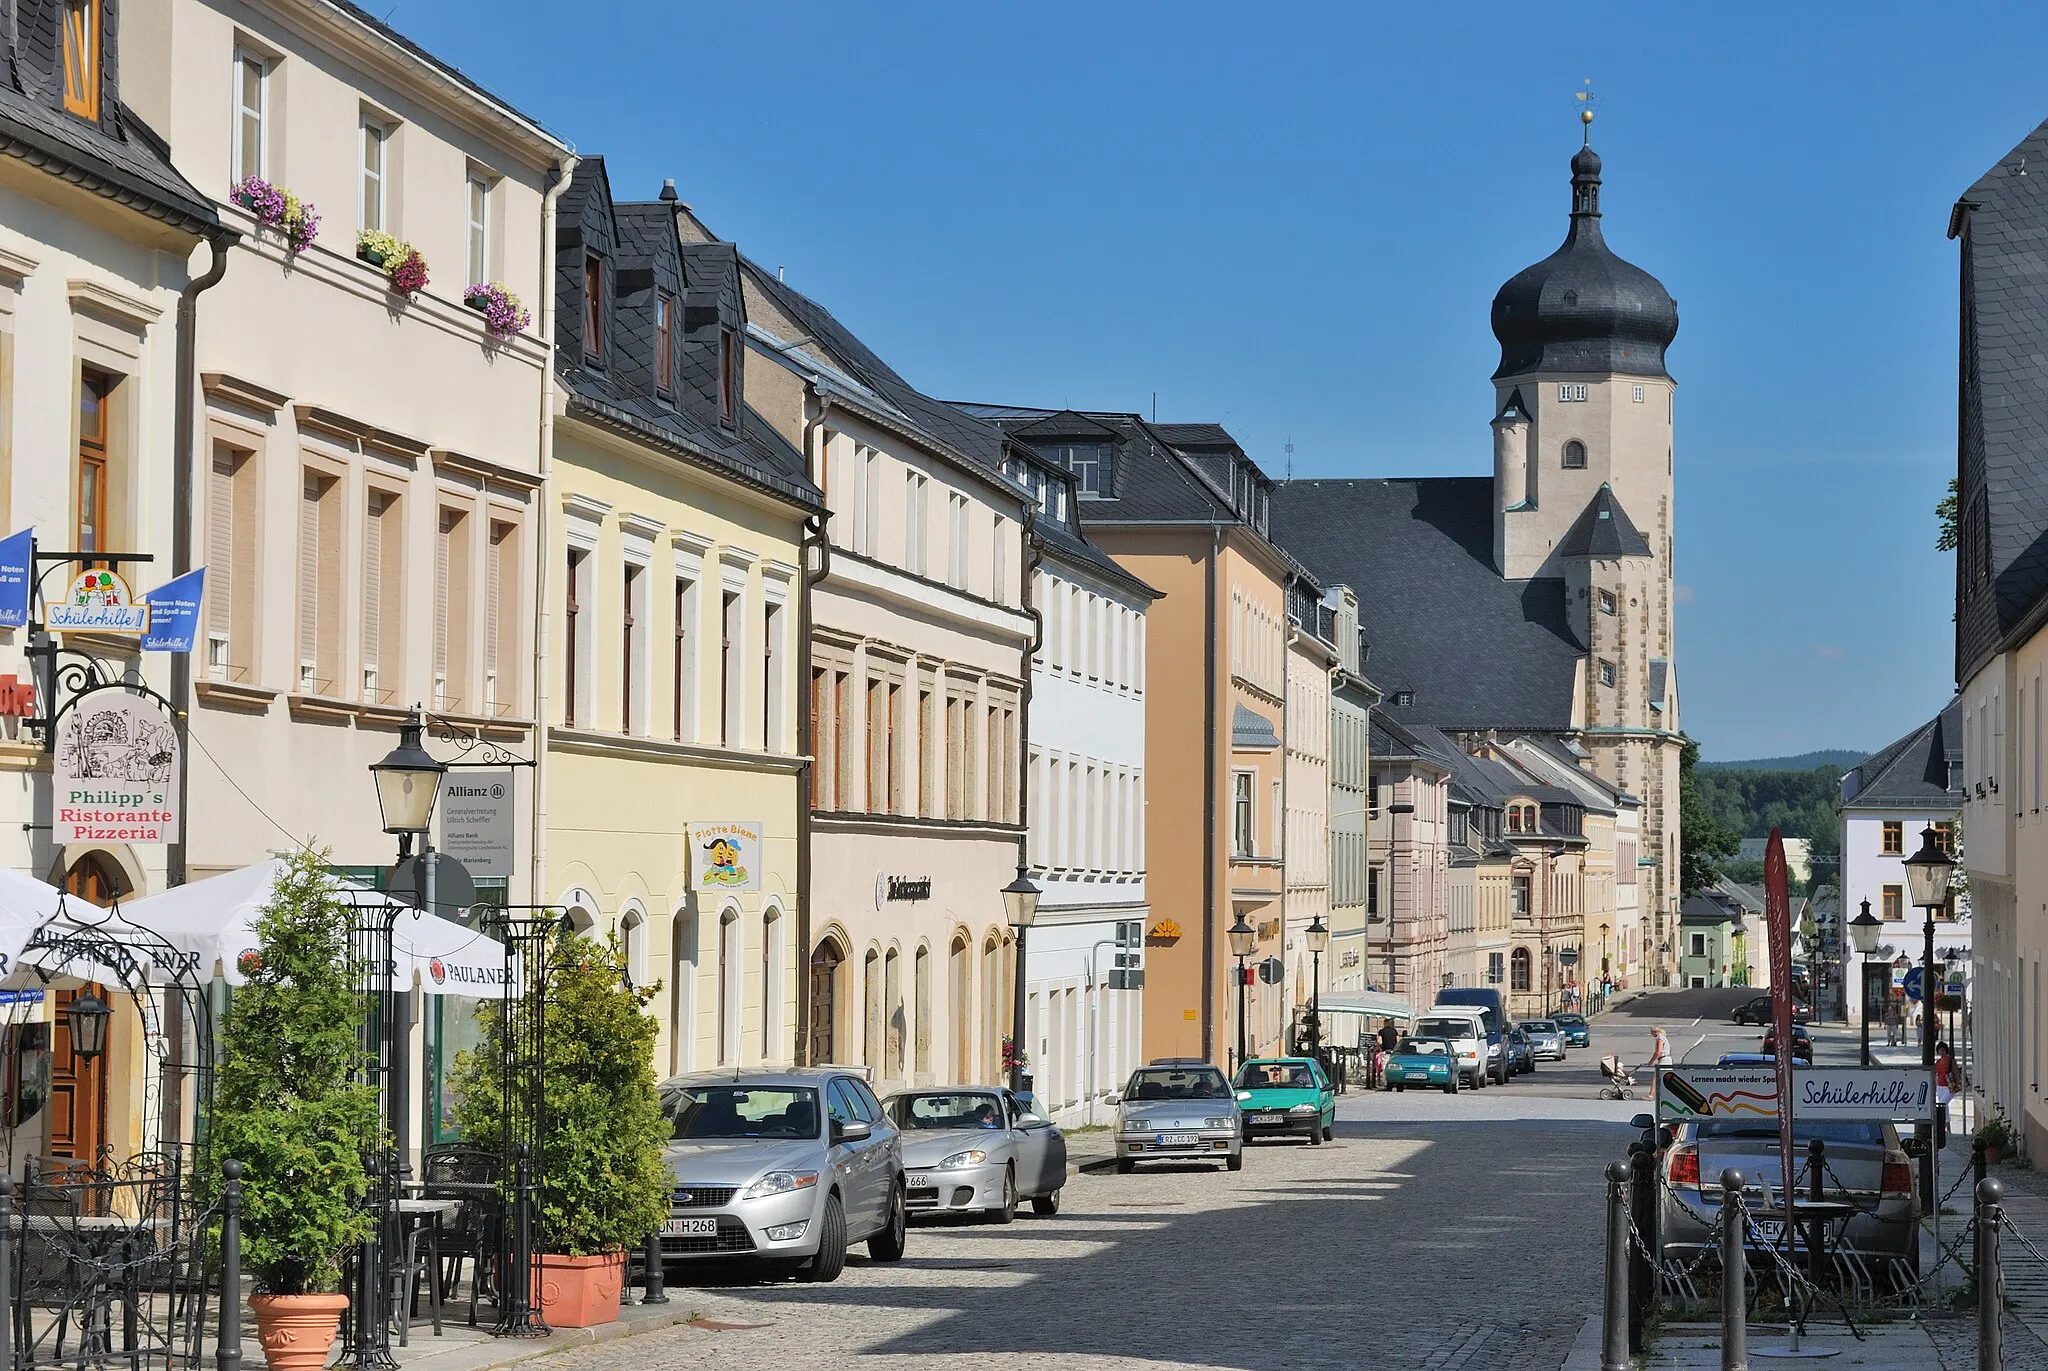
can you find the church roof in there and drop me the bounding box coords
[1271,476,1584,731]
[1557,484,1653,558]
[1491,144,1678,380]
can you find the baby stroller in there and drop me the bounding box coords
[1599,1053,1638,1100]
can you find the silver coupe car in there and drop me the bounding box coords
[1112,1060,1244,1173]
[883,1087,1069,1221]
[658,1068,908,1283]
[1521,1020,1567,1061]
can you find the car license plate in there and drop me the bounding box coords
[1253,1114,1288,1126]
[1157,1132,1199,1146]
[1752,1220,1785,1243]
[663,1216,718,1237]
[908,1173,933,1188]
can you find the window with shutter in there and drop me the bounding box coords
[918,689,934,818]
[809,667,827,809]
[563,549,584,727]
[361,491,385,702]
[207,448,239,680]
[834,672,853,806]
[434,508,472,713]
[721,590,742,747]
[487,521,514,714]
[297,474,319,693]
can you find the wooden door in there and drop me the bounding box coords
[48,987,105,1164]
[808,941,841,1065]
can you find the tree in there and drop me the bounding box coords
[1937,476,1959,553]
[204,851,381,1295]
[1679,735,1738,894]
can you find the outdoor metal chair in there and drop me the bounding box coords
[420,1145,501,1325]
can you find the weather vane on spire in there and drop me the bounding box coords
[1575,79,1597,144]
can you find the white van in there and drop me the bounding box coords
[1414,1007,1490,1089]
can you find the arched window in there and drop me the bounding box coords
[669,909,697,1076]
[914,945,932,1077]
[619,905,647,987]
[761,906,782,1061]
[717,907,741,1065]
[949,935,972,1083]
[864,949,883,1072]
[884,947,903,1078]
[1562,440,1587,469]
[1511,947,1532,992]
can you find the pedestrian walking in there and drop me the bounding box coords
[1646,1024,1671,1073]
[1935,1040,1956,1149]
[1884,998,1901,1047]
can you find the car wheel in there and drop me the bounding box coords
[1396,1083,1406,1092]
[992,1165,1018,1225]
[1226,1149,1243,1172]
[1322,1123,1335,1142]
[1307,1122,1323,1146]
[1115,1158,1135,1175]
[1031,1189,1060,1217]
[1441,1082,1454,1094]
[868,1181,907,1262]
[797,1194,847,1283]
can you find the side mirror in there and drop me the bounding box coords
[1236,1090,1252,1102]
[1901,1136,1928,1159]
[1629,1113,1654,1130]
[831,1119,872,1144]
[1106,1092,1122,1106]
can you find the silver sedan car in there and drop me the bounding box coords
[1112,1060,1243,1173]
[882,1087,1069,1221]
[658,1069,907,1283]
[1521,1020,1567,1061]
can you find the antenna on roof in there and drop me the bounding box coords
[1152,391,1157,423]
[1284,437,1294,481]
[779,266,786,281]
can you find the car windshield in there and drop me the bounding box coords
[1415,1018,1477,1041]
[1397,1038,1449,1056]
[1526,1021,1557,1033]
[1556,1015,1585,1026]
[888,1092,1006,1130]
[663,1085,819,1141]
[1125,1067,1231,1101]
[1235,1062,1318,1090]
[1696,1120,1885,1146]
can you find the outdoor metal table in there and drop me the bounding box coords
[1748,1198,1860,1360]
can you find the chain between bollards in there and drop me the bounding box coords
[1602,1162,1630,1371]
[219,1159,244,1371]
[1720,1168,1748,1371]
[1979,1175,2003,1371]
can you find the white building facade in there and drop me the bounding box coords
[1018,455,1156,1125]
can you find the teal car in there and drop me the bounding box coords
[1233,1057,1336,1145]
[1383,1036,1459,1093]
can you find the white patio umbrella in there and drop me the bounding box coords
[116,858,503,994]
[0,868,75,979]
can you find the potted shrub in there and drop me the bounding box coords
[230,176,320,254]
[201,850,381,1371]
[450,927,668,1328]
[1977,1111,2017,1165]
[462,281,532,341]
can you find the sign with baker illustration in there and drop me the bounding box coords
[54,687,179,843]
[691,822,762,892]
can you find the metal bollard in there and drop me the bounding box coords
[1979,1176,2003,1371]
[1629,1144,1655,1354]
[1975,1138,1989,1193]
[219,1160,244,1371]
[1807,1137,1827,1288]
[1720,1169,1748,1371]
[641,1228,668,1304]
[1603,1162,1631,1371]
[0,1175,13,1371]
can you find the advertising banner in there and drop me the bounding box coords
[140,569,206,652]
[437,770,513,879]
[691,822,762,892]
[1657,1065,1935,1123]
[1764,829,1797,1229]
[0,531,30,629]
[54,688,179,843]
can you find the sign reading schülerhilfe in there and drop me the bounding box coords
[1657,1065,1934,1123]
[53,689,179,843]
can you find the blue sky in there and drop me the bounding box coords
[390,1,2039,761]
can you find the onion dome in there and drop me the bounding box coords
[1490,145,1678,380]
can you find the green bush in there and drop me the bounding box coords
[203,851,382,1294]
[450,926,670,1256]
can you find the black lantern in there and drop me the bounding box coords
[1848,900,1882,957]
[1901,827,1956,913]
[1305,915,1329,959]
[1000,866,1042,930]
[65,989,112,1061]
[370,706,445,836]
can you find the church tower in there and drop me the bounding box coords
[1488,133,1684,983]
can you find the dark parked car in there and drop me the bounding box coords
[1505,1027,1535,1075]
[1731,995,1815,1027]
[1553,1013,1590,1048]
[1758,1024,1814,1064]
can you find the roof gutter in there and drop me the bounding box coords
[531,155,579,910]
[1204,523,1220,1064]
[794,387,834,1063]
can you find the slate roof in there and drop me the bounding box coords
[1681,894,1737,927]
[955,404,1242,524]
[1232,703,1280,750]
[1557,484,1653,559]
[0,0,219,238]
[1841,700,1963,810]
[1272,477,1583,731]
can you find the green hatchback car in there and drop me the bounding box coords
[1383,1036,1459,1093]
[1233,1058,1336,1145]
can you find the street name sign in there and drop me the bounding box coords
[1657,1065,1933,1123]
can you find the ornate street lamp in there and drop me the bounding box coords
[1228,914,1256,1068]
[1002,866,1041,1093]
[1850,899,1882,1067]
[1305,915,1329,1059]
[370,706,445,848]
[1902,826,1956,1205]
[64,989,111,1062]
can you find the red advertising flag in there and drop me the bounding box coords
[1766,828,1796,1242]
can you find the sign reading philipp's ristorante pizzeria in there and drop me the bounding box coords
[54,689,179,843]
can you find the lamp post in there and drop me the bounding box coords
[1228,914,1256,1069]
[63,989,111,1062]
[1849,900,1882,1068]
[355,706,446,1371]
[1001,866,1041,1094]
[1305,914,1329,1060]
[1902,826,1957,1206]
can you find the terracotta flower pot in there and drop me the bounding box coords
[534,1251,624,1328]
[249,1293,348,1371]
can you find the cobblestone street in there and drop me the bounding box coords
[547,1101,1629,1371]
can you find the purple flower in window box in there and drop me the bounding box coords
[230,176,319,253]
[462,282,530,341]
[388,248,430,298]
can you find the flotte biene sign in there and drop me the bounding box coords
[47,569,149,634]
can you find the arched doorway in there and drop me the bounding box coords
[808,938,844,1065]
[53,855,122,1163]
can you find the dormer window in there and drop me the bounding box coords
[654,293,674,396]
[718,328,737,423]
[582,255,603,360]
[63,0,101,121]
[1039,444,1111,498]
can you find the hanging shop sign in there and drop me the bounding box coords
[140,569,207,653]
[438,769,513,879]
[1656,1065,1933,1123]
[0,531,30,629]
[53,688,179,843]
[47,569,149,634]
[692,822,763,892]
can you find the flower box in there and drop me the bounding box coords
[356,245,387,268]
[463,282,531,341]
